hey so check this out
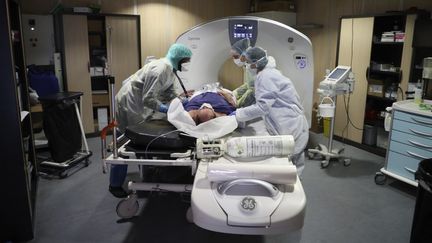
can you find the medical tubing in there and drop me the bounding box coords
[173,69,189,98]
[144,129,181,158]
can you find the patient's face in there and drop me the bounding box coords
[188,108,216,125]
[198,108,216,123]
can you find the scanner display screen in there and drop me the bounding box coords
[233,23,254,39]
[328,68,347,80]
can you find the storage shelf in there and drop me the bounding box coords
[364,119,384,128]
[367,95,397,102]
[373,41,404,45]
[369,69,401,76]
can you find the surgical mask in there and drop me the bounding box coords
[233,58,245,67]
[181,62,190,72]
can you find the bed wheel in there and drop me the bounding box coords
[343,158,351,166]
[320,160,329,169]
[374,172,387,185]
[116,195,139,219]
[307,146,321,159]
[59,171,68,179]
[186,207,193,223]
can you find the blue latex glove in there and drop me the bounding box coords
[182,98,189,107]
[159,104,169,113]
[229,111,236,116]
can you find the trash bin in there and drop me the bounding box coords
[410,159,432,243]
[362,125,377,146]
[40,92,83,162]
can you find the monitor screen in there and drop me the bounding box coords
[328,68,347,80]
[233,23,254,39]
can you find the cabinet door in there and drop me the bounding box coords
[106,16,140,94]
[334,17,373,143]
[400,14,416,95]
[63,15,94,133]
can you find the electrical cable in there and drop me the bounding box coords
[144,129,181,159]
[341,3,360,145]
[344,93,364,131]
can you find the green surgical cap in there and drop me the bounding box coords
[166,43,192,71]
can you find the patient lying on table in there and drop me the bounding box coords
[184,89,236,125]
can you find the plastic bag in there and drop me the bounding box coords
[167,98,237,140]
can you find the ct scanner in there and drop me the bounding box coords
[102,16,313,238]
[176,16,313,125]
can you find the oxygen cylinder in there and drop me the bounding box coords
[225,135,295,158]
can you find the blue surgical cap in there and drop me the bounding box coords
[231,38,250,55]
[166,43,192,71]
[245,46,268,70]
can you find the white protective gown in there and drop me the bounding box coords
[235,64,309,173]
[115,58,178,132]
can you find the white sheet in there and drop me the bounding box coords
[167,98,238,140]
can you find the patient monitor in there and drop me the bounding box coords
[317,65,354,97]
[175,16,314,126]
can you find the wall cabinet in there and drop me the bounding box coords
[55,13,141,134]
[335,13,422,154]
[0,0,38,241]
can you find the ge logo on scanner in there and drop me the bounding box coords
[240,197,257,211]
[294,54,307,69]
[297,59,306,69]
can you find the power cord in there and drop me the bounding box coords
[344,93,364,131]
[144,129,181,159]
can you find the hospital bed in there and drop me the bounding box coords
[101,16,313,236]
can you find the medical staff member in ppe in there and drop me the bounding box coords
[230,38,277,107]
[109,43,192,198]
[233,46,309,175]
[231,38,255,107]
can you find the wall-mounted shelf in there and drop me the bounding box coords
[366,95,396,102]
[372,41,404,45]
